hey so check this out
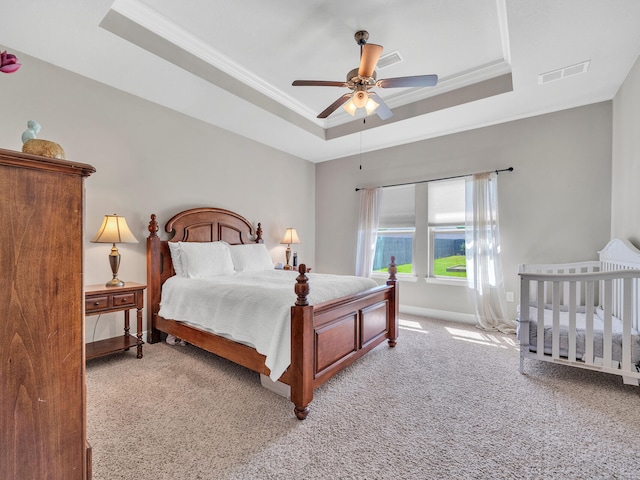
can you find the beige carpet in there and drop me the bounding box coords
[86,315,640,479]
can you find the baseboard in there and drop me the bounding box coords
[141,310,476,342]
[399,305,477,325]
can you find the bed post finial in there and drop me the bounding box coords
[255,222,263,243]
[295,265,309,306]
[388,256,397,281]
[148,214,159,238]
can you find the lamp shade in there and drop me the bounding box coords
[365,97,380,115]
[343,98,357,116]
[343,92,379,116]
[352,90,369,109]
[91,214,138,244]
[280,228,300,245]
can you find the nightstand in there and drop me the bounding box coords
[85,282,146,360]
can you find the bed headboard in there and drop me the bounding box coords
[146,207,262,342]
[163,207,262,244]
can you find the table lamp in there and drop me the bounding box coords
[91,214,138,287]
[280,227,300,270]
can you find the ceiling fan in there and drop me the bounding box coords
[292,30,438,120]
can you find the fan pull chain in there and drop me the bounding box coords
[359,118,365,170]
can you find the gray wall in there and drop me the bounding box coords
[612,54,640,243]
[315,103,613,321]
[0,49,315,342]
[1,46,624,330]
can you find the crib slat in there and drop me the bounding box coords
[603,279,613,367]
[519,276,530,374]
[635,276,640,333]
[622,277,633,373]
[617,264,620,314]
[584,281,595,365]
[552,282,560,359]
[568,281,577,362]
[537,281,545,360]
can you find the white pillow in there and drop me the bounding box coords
[179,241,235,278]
[168,242,186,277]
[229,243,274,272]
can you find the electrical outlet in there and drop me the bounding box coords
[506,291,514,303]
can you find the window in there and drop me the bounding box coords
[373,177,467,279]
[431,227,466,278]
[428,178,466,279]
[373,184,415,274]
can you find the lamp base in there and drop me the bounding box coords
[106,244,124,287]
[284,246,292,270]
[105,278,124,288]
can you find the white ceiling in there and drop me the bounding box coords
[2,0,640,163]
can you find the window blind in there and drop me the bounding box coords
[428,178,466,225]
[378,184,415,229]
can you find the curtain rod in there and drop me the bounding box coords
[355,167,514,192]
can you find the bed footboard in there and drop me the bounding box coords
[290,262,398,419]
[518,266,640,386]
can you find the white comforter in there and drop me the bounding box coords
[158,271,378,380]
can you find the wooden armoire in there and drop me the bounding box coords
[0,148,95,479]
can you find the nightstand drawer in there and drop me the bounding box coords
[85,296,109,312]
[113,293,136,307]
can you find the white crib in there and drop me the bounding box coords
[518,239,640,386]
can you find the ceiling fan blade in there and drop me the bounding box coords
[377,74,438,88]
[368,92,393,120]
[292,80,348,87]
[358,44,383,78]
[317,93,352,119]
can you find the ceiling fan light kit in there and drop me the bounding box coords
[364,97,380,114]
[352,90,369,108]
[343,90,379,116]
[343,99,357,116]
[292,30,438,120]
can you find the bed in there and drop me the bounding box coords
[146,207,399,419]
[517,238,640,386]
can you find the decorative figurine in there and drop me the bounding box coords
[21,120,66,159]
[21,120,41,143]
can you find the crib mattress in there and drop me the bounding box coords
[520,306,640,365]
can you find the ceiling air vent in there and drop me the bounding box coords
[376,50,403,70]
[538,60,590,85]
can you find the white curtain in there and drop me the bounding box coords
[465,173,516,333]
[355,187,382,277]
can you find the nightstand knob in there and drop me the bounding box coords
[94,302,100,306]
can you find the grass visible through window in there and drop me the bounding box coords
[373,255,466,277]
[374,263,412,274]
[434,255,466,278]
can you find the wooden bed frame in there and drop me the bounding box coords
[146,207,399,419]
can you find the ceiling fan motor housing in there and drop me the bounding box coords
[347,68,377,84]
